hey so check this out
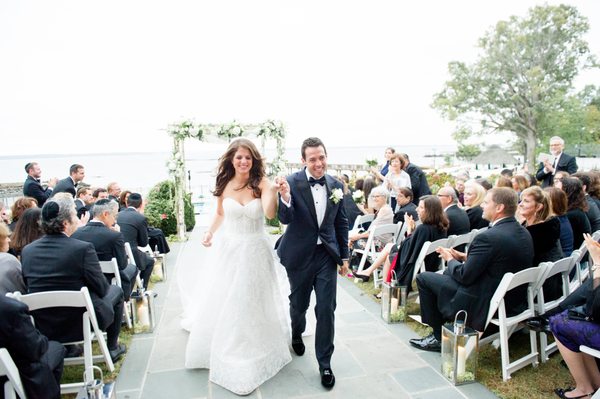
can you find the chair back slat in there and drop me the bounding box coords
[98,258,122,288]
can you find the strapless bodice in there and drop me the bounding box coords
[222,198,265,236]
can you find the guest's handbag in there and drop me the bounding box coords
[567,305,592,322]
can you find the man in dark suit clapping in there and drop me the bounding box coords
[536,136,578,188]
[22,162,58,207]
[72,199,139,300]
[52,164,85,197]
[409,187,534,352]
[116,193,154,289]
[20,197,127,362]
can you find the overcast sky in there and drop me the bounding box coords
[1,0,599,157]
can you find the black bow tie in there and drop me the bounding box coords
[309,176,326,187]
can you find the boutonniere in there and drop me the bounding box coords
[330,188,343,204]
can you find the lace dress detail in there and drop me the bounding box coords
[182,198,291,395]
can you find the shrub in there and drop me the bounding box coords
[145,180,195,236]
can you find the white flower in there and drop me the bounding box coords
[330,188,343,204]
[167,161,177,171]
[352,190,364,204]
[231,126,241,135]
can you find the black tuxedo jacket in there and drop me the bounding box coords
[439,217,534,331]
[20,234,112,342]
[277,170,349,270]
[71,222,128,270]
[445,204,471,236]
[22,175,52,207]
[404,163,431,205]
[116,208,149,268]
[466,206,489,230]
[52,177,76,197]
[535,152,578,187]
[0,296,64,399]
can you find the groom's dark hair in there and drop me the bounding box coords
[301,137,327,159]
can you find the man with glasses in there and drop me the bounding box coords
[437,186,470,237]
[536,136,578,188]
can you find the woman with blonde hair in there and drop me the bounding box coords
[463,181,489,229]
[519,186,564,300]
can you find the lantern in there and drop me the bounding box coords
[130,289,157,332]
[381,271,407,323]
[151,252,167,281]
[441,310,478,385]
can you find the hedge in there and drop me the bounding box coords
[145,180,196,236]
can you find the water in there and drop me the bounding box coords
[0,144,456,198]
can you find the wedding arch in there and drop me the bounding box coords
[166,119,286,239]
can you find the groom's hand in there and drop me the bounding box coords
[274,175,291,203]
[338,260,349,276]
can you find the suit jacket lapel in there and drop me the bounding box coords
[321,175,334,228]
[296,171,319,225]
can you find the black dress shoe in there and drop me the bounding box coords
[525,316,551,333]
[352,270,370,283]
[109,343,127,363]
[320,368,335,388]
[291,338,305,356]
[64,344,83,358]
[409,334,441,352]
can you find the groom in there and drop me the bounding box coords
[275,137,349,389]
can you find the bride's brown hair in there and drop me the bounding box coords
[213,138,265,198]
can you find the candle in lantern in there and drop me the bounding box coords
[457,345,466,376]
[136,296,150,327]
[153,257,164,280]
[390,297,399,313]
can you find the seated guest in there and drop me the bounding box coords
[495,176,513,189]
[52,164,85,197]
[0,295,65,399]
[519,186,564,301]
[476,177,493,191]
[0,223,25,295]
[463,181,489,230]
[500,169,513,178]
[437,186,470,237]
[357,176,377,215]
[0,203,9,224]
[511,174,530,196]
[545,187,575,256]
[74,186,93,219]
[354,194,447,286]
[393,187,418,224]
[9,208,43,259]
[22,162,57,207]
[454,178,466,206]
[20,197,127,362]
[573,172,600,233]
[549,233,600,399]
[117,193,154,289]
[553,171,571,189]
[588,170,600,210]
[107,182,122,202]
[410,188,534,352]
[8,197,37,231]
[92,187,109,201]
[348,186,394,256]
[119,190,131,212]
[71,199,139,300]
[338,177,362,231]
[563,177,592,250]
[383,153,411,210]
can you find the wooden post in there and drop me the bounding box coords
[174,137,186,240]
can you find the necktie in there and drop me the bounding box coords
[309,176,326,186]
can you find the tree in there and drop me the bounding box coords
[432,4,597,171]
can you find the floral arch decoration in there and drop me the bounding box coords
[166,119,286,239]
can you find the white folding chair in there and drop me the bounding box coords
[350,213,375,234]
[0,348,27,399]
[535,255,577,362]
[396,221,407,245]
[411,238,450,283]
[446,231,473,252]
[99,258,132,329]
[124,242,143,290]
[7,288,114,394]
[353,223,399,273]
[479,267,543,381]
[580,345,600,399]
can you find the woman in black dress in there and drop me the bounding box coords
[463,181,489,230]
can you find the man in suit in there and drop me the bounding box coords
[72,199,138,300]
[20,197,126,362]
[275,137,349,389]
[74,186,93,219]
[0,295,65,399]
[116,193,154,289]
[52,164,85,197]
[437,186,470,236]
[22,162,58,207]
[403,154,431,205]
[107,182,121,202]
[409,187,534,352]
[536,136,578,188]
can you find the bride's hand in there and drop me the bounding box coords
[201,231,213,247]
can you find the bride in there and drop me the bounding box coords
[181,138,291,395]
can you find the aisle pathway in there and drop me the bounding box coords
[115,214,498,399]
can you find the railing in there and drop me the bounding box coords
[284,163,372,178]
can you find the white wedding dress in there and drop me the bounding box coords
[181,198,292,395]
